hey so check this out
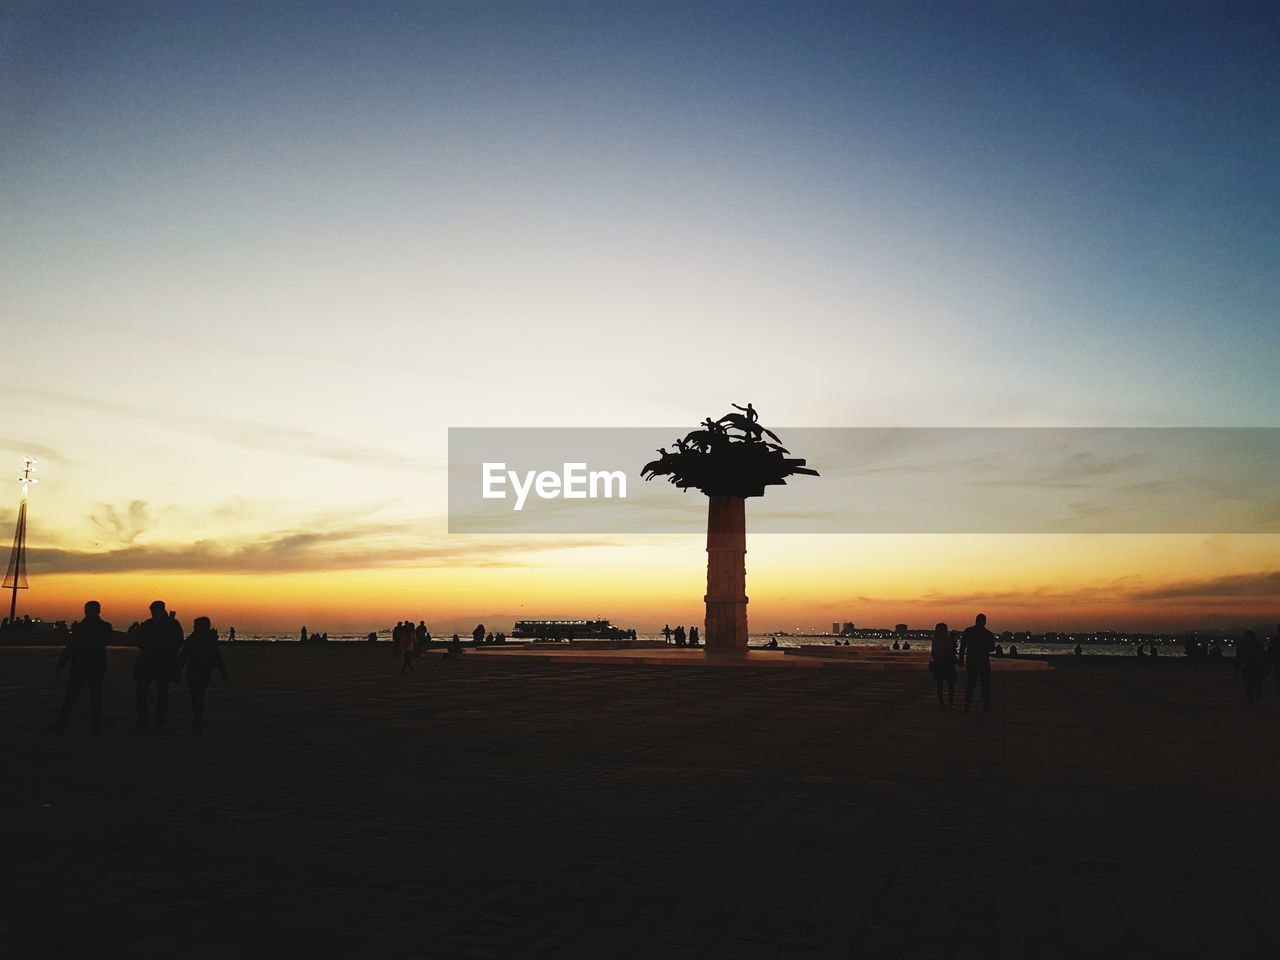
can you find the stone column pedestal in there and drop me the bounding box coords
[704,495,748,653]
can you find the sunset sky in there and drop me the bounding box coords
[2,2,1277,633]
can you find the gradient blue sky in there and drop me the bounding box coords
[1,2,1277,630]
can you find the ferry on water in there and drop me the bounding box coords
[511,619,635,640]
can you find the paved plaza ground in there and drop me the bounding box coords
[2,645,1277,959]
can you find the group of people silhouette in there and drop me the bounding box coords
[661,623,699,646]
[56,599,228,735]
[391,619,432,672]
[386,621,514,670]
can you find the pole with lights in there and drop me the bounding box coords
[4,457,38,626]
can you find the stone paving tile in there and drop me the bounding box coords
[1,647,1277,957]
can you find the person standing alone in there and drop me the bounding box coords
[1236,629,1266,709]
[959,613,996,713]
[55,600,113,734]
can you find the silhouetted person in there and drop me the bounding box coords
[300,625,308,643]
[132,600,184,733]
[55,600,112,734]
[227,626,236,642]
[767,637,779,649]
[398,621,415,674]
[892,639,900,650]
[662,624,672,644]
[446,633,463,658]
[674,625,686,646]
[959,613,995,712]
[1184,634,1199,670]
[1236,629,1266,708]
[1270,629,1280,696]
[179,616,228,734]
[1074,642,1083,657]
[902,640,911,650]
[1149,643,1158,658]
[1137,644,1146,657]
[1007,644,1018,657]
[930,622,957,710]
[415,620,428,654]
[472,623,485,646]
[688,626,699,647]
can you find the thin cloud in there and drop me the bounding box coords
[89,500,152,545]
[0,438,63,462]
[0,387,438,471]
[1129,571,1280,602]
[26,524,622,574]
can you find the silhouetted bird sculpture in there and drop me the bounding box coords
[641,404,817,498]
[642,405,817,653]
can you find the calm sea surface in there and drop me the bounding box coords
[228,633,1201,658]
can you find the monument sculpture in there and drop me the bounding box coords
[642,405,818,652]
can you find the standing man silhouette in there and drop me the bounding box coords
[959,613,996,713]
[131,600,184,733]
[1269,626,1280,698]
[55,600,113,734]
[415,620,429,655]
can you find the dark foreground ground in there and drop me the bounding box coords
[2,646,1277,960]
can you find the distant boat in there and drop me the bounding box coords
[512,619,633,640]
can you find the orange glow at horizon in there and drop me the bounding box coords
[17,533,1279,635]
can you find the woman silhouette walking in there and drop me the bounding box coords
[179,617,229,734]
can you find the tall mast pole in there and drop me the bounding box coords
[5,457,37,624]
